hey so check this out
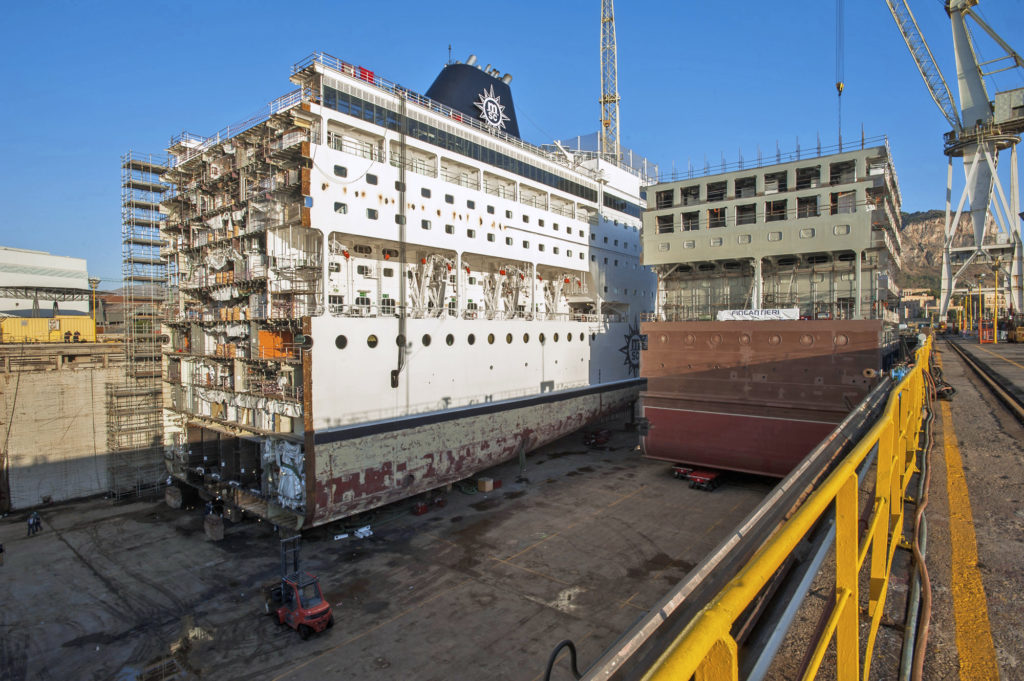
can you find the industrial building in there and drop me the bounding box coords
[0,246,92,317]
[641,140,903,321]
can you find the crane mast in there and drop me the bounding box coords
[599,0,621,163]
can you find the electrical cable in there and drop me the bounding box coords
[907,367,937,681]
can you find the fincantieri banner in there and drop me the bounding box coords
[715,308,800,321]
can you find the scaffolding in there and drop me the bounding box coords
[110,151,170,498]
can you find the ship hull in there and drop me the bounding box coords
[639,320,895,477]
[310,379,640,524]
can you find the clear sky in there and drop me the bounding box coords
[1,0,1022,288]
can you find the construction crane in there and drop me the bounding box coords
[599,0,620,163]
[886,0,1024,317]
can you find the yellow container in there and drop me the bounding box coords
[0,316,97,344]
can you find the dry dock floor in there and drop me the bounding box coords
[0,421,774,681]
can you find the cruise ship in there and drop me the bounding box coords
[158,52,656,529]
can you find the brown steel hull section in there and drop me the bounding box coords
[640,320,888,477]
[309,382,639,525]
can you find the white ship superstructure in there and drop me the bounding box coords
[160,52,656,528]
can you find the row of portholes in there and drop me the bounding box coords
[336,331,592,349]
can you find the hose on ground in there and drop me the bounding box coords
[929,363,956,400]
[902,367,937,681]
[543,640,581,681]
[455,480,478,495]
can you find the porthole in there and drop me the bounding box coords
[422,334,432,347]
[523,333,530,343]
[579,333,584,342]
[335,335,347,349]
[539,333,546,344]
[488,333,495,344]
[446,334,454,346]
[506,333,513,344]
[590,333,596,342]
[468,334,476,345]
[367,334,378,348]
[554,333,559,342]
[396,334,406,347]
[567,333,572,342]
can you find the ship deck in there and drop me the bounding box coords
[0,417,774,680]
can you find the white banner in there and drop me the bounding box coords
[715,308,800,321]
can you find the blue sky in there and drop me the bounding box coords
[1,0,1022,286]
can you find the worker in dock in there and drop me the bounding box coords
[27,511,41,536]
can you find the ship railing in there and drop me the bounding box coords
[327,131,384,161]
[631,337,933,681]
[654,134,890,183]
[292,51,660,184]
[440,170,479,190]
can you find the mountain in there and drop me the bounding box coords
[896,210,998,293]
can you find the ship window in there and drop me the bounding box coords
[579,229,584,237]
[736,204,757,225]
[538,244,545,252]
[467,200,475,209]
[334,165,348,177]
[366,174,378,185]
[614,259,619,266]
[487,233,495,242]
[468,334,476,345]
[539,333,546,343]
[552,223,559,231]
[655,189,673,209]
[566,249,571,257]
[468,277,477,284]
[707,181,727,202]
[396,334,406,347]
[523,240,529,248]
[708,207,726,228]
[538,219,544,227]
[614,239,619,246]
[395,214,406,225]
[334,202,348,214]
[764,171,788,193]
[603,236,608,243]
[357,265,371,275]
[328,262,341,272]
[796,166,820,189]
[506,237,513,245]
[335,335,347,349]
[367,334,378,348]
[422,219,432,230]
[656,214,674,233]
[797,195,819,218]
[467,229,476,238]
[446,334,454,346]
[553,247,559,255]
[422,334,432,346]
[567,332,573,342]
[591,255,596,262]
[487,205,495,214]
[735,176,756,198]
[830,191,856,215]
[680,185,700,206]
[354,245,372,254]
[603,257,608,264]
[488,333,495,344]
[367,209,379,219]
[554,333,559,342]
[765,199,787,222]
[381,298,395,315]
[579,253,584,260]
[523,333,530,343]
[445,194,454,204]
[506,333,513,344]
[505,210,513,218]
[445,224,454,234]
[522,215,529,223]
[383,268,394,277]
[395,181,405,191]
[591,234,596,240]
[421,188,431,198]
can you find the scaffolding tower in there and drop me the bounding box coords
[110,151,170,498]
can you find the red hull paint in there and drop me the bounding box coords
[642,406,836,478]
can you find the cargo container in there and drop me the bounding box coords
[0,316,97,344]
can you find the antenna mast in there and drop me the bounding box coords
[599,0,621,163]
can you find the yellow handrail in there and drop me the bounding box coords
[641,336,931,681]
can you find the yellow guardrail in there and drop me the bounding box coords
[641,336,932,681]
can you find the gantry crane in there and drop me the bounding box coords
[886,0,1024,317]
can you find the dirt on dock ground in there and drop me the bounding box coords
[0,418,774,681]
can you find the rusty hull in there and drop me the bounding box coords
[308,382,639,525]
[640,320,888,477]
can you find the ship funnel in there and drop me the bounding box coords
[501,73,513,84]
[466,54,477,66]
[425,56,521,138]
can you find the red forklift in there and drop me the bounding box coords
[263,536,334,640]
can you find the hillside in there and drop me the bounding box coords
[896,210,996,293]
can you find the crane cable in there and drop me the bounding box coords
[836,0,845,151]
